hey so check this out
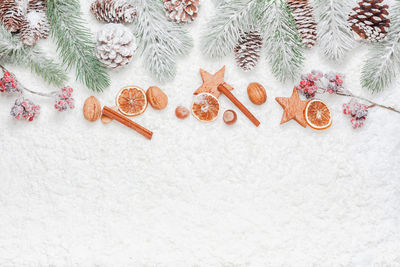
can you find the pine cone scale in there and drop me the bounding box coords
[287,0,317,49]
[348,0,390,42]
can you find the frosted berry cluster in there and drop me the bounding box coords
[54,86,75,112]
[10,97,41,121]
[343,99,368,129]
[325,72,344,94]
[0,72,21,94]
[297,70,323,99]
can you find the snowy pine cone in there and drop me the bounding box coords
[348,0,390,42]
[163,0,200,24]
[90,0,137,24]
[20,0,50,46]
[287,0,317,49]
[0,0,25,32]
[234,30,263,72]
[95,24,137,69]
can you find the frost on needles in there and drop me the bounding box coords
[45,0,110,92]
[0,25,67,87]
[361,1,400,93]
[200,0,304,82]
[314,0,354,62]
[132,0,192,82]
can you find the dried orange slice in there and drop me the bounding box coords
[115,86,148,117]
[191,93,220,122]
[304,99,332,130]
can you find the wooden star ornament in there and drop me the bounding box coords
[193,66,233,98]
[275,87,308,127]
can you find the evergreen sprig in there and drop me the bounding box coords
[361,0,400,92]
[132,0,192,82]
[45,0,110,92]
[0,25,67,87]
[261,0,304,82]
[201,0,260,58]
[314,0,354,62]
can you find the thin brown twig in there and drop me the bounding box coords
[0,64,56,98]
[336,91,400,114]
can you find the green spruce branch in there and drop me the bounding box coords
[45,0,110,92]
[261,0,304,82]
[0,25,67,87]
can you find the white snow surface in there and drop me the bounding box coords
[1,0,400,266]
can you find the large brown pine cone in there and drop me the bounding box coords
[348,0,390,42]
[19,0,50,46]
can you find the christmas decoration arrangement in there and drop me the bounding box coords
[191,66,261,126]
[83,85,167,140]
[90,0,193,82]
[348,0,390,42]
[0,65,74,121]
[0,0,110,92]
[201,0,305,82]
[295,70,400,129]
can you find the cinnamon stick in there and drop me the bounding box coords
[218,83,260,127]
[102,106,153,140]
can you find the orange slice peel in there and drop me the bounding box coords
[191,93,220,122]
[304,99,332,130]
[115,86,148,117]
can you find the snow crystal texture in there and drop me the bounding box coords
[0,0,399,266]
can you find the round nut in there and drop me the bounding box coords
[83,96,101,122]
[146,86,168,110]
[247,82,267,105]
[223,109,237,125]
[175,106,189,119]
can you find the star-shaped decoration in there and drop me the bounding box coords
[275,87,308,127]
[193,66,233,98]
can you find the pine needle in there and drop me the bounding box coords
[262,0,304,82]
[361,1,400,92]
[201,0,260,58]
[314,0,354,62]
[132,0,192,82]
[45,0,110,92]
[0,25,67,87]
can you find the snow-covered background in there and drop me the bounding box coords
[1,0,400,266]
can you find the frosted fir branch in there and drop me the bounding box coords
[200,0,260,58]
[0,25,67,87]
[314,0,355,62]
[45,0,110,92]
[132,0,192,82]
[261,0,304,82]
[361,1,400,92]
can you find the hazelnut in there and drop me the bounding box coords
[223,109,237,125]
[175,106,189,119]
